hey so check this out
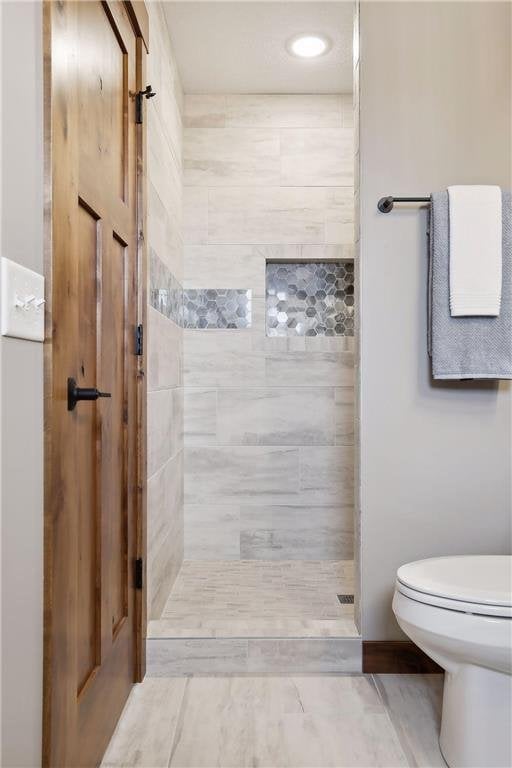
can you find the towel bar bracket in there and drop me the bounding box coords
[378,196,431,213]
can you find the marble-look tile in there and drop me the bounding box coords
[300,446,355,505]
[265,350,354,387]
[280,128,354,187]
[148,180,183,283]
[184,128,280,186]
[240,528,353,560]
[247,638,362,673]
[183,187,208,244]
[147,638,249,676]
[101,678,186,768]
[161,560,353,623]
[168,675,408,768]
[278,710,407,768]
[208,187,349,245]
[184,94,227,127]
[184,446,299,505]
[147,387,183,478]
[374,674,445,767]
[147,451,184,566]
[299,243,355,261]
[148,617,359,639]
[341,93,354,128]
[216,387,336,446]
[147,492,184,621]
[325,186,355,245]
[184,244,265,297]
[238,502,354,560]
[148,119,182,239]
[148,306,182,392]
[183,388,217,445]
[147,637,362,676]
[225,94,344,128]
[335,387,355,446]
[168,677,303,767]
[184,504,240,560]
[103,675,428,768]
[183,327,266,387]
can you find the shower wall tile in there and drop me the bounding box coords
[184,505,240,560]
[300,446,355,505]
[184,388,217,446]
[184,330,266,387]
[148,387,183,479]
[208,187,352,245]
[280,128,354,187]
[335,387,355,446]
[184,245,265,297]
[240,504,354,560]
[183,94,355,561]
[265,350,355,387]
[147,3,184,619]
[148,181,183,282]
[184,128,280,187]
[147,470,183,619]
[216,387,336,446]
[184,94,227,128]
[148,306,183,392]
[184,446,300,506]
[223,94,346,129]
[148,450,184,563]
[183,187,209,244]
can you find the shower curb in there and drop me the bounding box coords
[146,636,362,676]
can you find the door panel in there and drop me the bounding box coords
[44,2,147,766]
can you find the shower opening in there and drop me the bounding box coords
[147,0,360,673]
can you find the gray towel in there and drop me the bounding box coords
[429,190,512,379]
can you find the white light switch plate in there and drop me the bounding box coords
[1,257,45,342]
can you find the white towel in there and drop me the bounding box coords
[448,185,502,316]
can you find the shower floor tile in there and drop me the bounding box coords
[149,560,358,638]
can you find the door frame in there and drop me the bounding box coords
[42,1,149,762]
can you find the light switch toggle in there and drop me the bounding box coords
[1,258,45,341]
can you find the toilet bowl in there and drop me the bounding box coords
[392,555,512,768]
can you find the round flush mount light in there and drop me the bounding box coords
[287,34,331,59]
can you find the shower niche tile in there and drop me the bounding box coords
[266,261,354,337]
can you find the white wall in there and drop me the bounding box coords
[359,1,512,640]
[0,2,44,765]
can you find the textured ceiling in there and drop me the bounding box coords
[162,2,354,94]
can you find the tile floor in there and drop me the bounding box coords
[101,673,446,768]
[149,560,358,639]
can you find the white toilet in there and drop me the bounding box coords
[392,555,512,768]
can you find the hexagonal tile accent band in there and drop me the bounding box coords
[183,288,252,329]
[149,248,183,326]
[266,261,354,337]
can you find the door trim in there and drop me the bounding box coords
[42,1,148,762]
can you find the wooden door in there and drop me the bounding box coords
[44,2,148,766]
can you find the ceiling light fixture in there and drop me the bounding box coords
[287,34,331,59]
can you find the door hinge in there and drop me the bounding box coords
[135,323,143,356]
[134,558,144,590]
[135,85,156,124]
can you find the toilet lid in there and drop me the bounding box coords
[397,555,512,610]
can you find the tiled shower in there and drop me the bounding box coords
[146,3,358,672]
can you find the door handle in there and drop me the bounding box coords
[67,377,111,411]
